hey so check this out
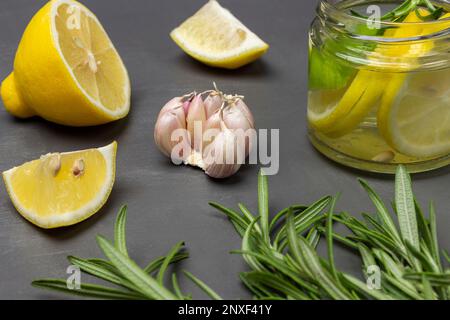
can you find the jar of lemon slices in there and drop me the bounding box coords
[307,0,450,173]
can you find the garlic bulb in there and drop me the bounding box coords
[154,86,255,178]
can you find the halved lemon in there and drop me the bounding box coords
[1,0,130,126]
[3,142,117,229]
[170,0,269,69]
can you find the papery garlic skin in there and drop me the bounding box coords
[154,87,256,178]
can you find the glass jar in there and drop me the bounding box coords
[308,0,450,173]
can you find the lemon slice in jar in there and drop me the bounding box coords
[2,142,117,229]
[308,71,385,137]
[378,72,450,158]
[308,11,426,138]
[377,13,450,158]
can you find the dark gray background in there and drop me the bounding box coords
[0,0,448,300]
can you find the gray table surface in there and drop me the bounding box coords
[0,0,449,300]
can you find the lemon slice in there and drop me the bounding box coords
[3,142,117,229]
[170,0,269,69]
[1,0,130,126]
[308,71,385,137]
[378,71,450,158]
[377,13,450,158]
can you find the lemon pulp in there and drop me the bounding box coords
[55,2,128,112]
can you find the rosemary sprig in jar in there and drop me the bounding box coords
[350,0,446,22]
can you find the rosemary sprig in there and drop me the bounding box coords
[212,166,449,300]
[32,205,222,300]
[33,166,449,300]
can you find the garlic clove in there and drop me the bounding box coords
[372,150,395,163]
[154,111,191,159]
[205,110,222,131]
[158,97,182,117]
[204,160,241,179]
[157,97,186,128]
[223,105,255,157]
[182,100,191,115]
[223,106,253,131]
[186,94,206,152]
[203,110,222,149]
[204,93,223,119]
[203,123,242,179]
[235,99,255,128]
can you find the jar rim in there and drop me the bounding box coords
[320,0,450,26]
[319,0,450,42]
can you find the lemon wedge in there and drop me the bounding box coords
[3,142,117,229]
[1,0,130,126]
[377,13,450,158]
[170,0,269,69]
